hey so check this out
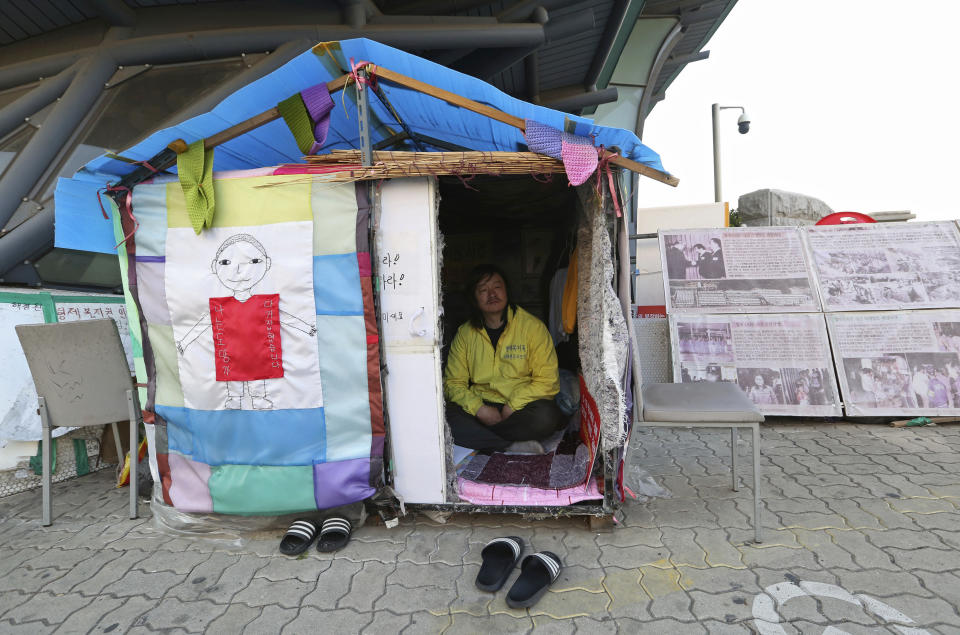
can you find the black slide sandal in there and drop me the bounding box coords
[317,516,352,552]
[475,536,524,592]
[279,519,319,556]
[506,551,562,608]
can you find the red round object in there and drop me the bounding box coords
[816,212,876,225]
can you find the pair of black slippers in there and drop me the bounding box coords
[475,537,562,608]
[279,516,352,555]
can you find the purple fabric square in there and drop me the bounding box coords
[313,458,376,509]
[524,119,562,159]
[301,83,334,149]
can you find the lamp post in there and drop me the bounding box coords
[711,103,751,203]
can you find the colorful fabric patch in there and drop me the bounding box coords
[166,176,313,228]
[313,253,364,315]
[159,405,326,466]
[209,464,318,515]
[311,181,360,256]
[127,175,382,515]
[313,458,377,508]
[209,294,284,381]
[135,259,170,325]
[167,453,213,513]
[315,315,371,461]
[131,184,169,258]
[149,324,185,408]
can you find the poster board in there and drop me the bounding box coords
[634,202,727,305]
[659,227,820,314]
[669,312,842,416]
[0,291,130,442]
[805,221,960,311]
[827,310,960,416]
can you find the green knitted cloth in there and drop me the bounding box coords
[177,139,216,234]
[278,93,315,155]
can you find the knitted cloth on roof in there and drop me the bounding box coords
[177,139,215,234]
[301,83,335,154]
[524,119,598,186]
[278,93,315,155]
[524,120,562,159]
[561,133,598,186]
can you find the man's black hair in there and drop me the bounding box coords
[465,264,517,329]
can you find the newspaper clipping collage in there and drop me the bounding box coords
[658,221,960,417]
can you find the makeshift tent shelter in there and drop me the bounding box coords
[55,39,676,522]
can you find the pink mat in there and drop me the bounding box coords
[457,476,602,506]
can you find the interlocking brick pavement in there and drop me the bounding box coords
[1,421,959,633]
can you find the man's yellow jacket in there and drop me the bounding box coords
[444,306,559,415]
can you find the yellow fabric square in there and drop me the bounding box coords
[167,175,313,229]
[149,324,185,408]
[311,180,359,256]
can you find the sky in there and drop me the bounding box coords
[635,0,960,221]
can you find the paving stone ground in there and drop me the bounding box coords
[2,421,959,633]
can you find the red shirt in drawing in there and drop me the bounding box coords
[209,294,284,381]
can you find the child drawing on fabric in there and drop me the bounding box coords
[176,234,317,410]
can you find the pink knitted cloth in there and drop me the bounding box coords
[524,119,598,186]
[560,133,598,186]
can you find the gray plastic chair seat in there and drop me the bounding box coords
[642,382,763,423]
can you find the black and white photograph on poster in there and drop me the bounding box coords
[679,361,737,383]
[934,322,960,354]
[904,352,960,409]
[827,310,960,416]
[659,227,821,313]
[781,368,835,406]
[663,231,726,280]
[669,279,818,312]
[806,221,960,311]
[841,356,916,409]
[675,321,734,361]
[820,274,928,307]
[737,368,784,405]
[669,313,842,416]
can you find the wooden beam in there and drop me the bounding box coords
[372,66,526,131]
[603,151,679,187]
[192,74,353,152]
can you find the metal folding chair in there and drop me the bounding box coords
[16,319,141,526]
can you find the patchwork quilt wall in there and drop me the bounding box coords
[114,173,384,515]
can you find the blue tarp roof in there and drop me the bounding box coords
[56,38,667,254]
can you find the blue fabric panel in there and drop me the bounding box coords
[53,177,116,254]
[56,39,669,254]
[314,315,372,462]
[129,183,168,258]
[157,405,326,466]
[338,39,667,170]
[313,253,363,316]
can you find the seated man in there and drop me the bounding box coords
[444,264,566,454]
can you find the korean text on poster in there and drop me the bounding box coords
[658,227,820,314]
[669,312,841,416]
[827,310,960,416]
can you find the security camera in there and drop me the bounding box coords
[737,112,751,134]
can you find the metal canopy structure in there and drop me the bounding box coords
[0,0,735,286]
